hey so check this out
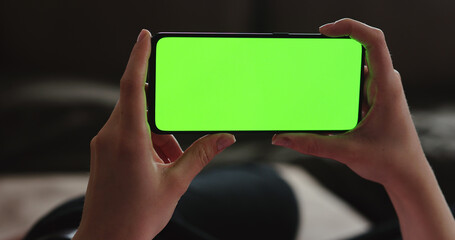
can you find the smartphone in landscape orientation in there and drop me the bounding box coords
[147,32,365,133]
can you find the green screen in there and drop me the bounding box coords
[154,36,363,132]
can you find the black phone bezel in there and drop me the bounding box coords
[147,32,365,134]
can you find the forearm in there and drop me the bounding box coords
[384,157,455,240]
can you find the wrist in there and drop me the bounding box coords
[378,141,429,187]
[382,155,455,240]
[382,153,433,193]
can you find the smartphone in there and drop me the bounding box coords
[147,32,364,133]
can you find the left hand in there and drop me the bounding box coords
[73,29,236,240]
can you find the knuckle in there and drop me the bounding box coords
[90,136,98,149]
[394,69,401,80]
[91,127,113,145]
[343,17,355,22]
[374,27,385,39]
[371,28,386,46]
[90,134,110,150]
[120,78,131,92]
[194,146,212,167]
[339,18,354,35]
[120,76,140,93]
[387,79,404,101]
[300,137,320,155]
[338,18,355,26]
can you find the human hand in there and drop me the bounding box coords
[273,19,455,240]
[72,30,235,240]
[272,18,425,186]
[271,19,455,239]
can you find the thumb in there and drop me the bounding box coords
[272,133,352,162]
[167,134,236,190]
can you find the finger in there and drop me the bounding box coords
[319,18,394,87]
[361,98,369,118]
[272,133,353,162]
[145,82,149,105]
[363,65,369,98]
[152,133,183,163]
[119,29,152,130]
[154,147,170,164]
[361,65,370,118]
[168,134,236,188]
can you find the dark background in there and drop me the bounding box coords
[1,0,454,226]
[2,0,455,95]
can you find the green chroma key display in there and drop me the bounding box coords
[148,33,364,133]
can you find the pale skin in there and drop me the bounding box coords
[73,19,455,240]
[273,19,455,240]
[72,30,236,240]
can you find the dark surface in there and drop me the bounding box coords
[24,164,298,240]
[1,0,455,91]
[1,0,454,229]
[2,1,455,172]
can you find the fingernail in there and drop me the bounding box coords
[137,29,151,42]
[217,134,236,151]
[319,22,335,30]
[272,137,291,147]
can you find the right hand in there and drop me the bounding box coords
[273,19,455,240]
[272,18,426,186]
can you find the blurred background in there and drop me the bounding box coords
[1,0,454,239]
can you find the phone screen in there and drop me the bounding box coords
[148,33,364,133]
